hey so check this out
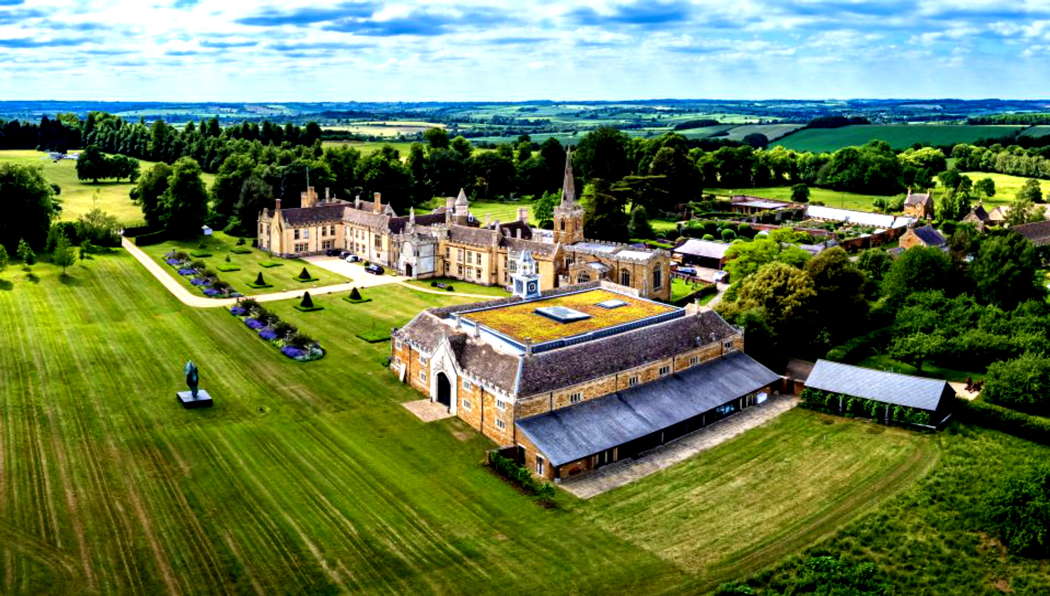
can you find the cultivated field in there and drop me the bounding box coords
[773,125,1025,152]
[1020,125,1050,137]
[0,252,939,593]
[723,123,806,142]
[326,121,444,138]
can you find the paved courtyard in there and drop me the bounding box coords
[302,256,405,287]
[560,394,800,499]
[402,399,454,422]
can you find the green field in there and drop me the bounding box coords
[773,125,1025,152]
[421,198,535,225]
[0,149,216,227]
[139,232,348,295]
[403,277,510,297]
[0,253,939,592]
[1020,125,1050,137]
[321,140,415,156]
[709,186,894,212]
[723,123,805,142]
[951,171,1050,205]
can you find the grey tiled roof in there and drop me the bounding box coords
[388,212,447,234]
[805,359,951,412]
[504,236,558,257]
[516,352,779,466]
[911,225,946,246]
[344,209,390,230]
[674,239,731,259]
[448,225,498,246]
[1012,221,1050,246]
[279,204,347,226]
[517,309,739,396]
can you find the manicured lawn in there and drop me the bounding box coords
[403,276,511,297]
[582,409,937,592]
[420,198,535,225]
[856,354,985,383]
[708,186,895,212]
[952,171,1050,206]
[0,253,944,592]
[773,125,1025,152]
[139,232,348,295]
[0,149,215,227]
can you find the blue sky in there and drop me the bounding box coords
[2,0,1050,101]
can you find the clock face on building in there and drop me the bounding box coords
[527,281,538,294]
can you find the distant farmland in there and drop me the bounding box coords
[773,124,1025,152]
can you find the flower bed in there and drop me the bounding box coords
[231,301,324,362]
[178,268,197,276]
[164,250,237,298]
[190,277,208,286]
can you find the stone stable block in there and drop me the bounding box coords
[177,389,214,409]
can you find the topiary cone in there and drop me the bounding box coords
[300,291,314,309]
[298,267,311,280]
[255,272,265,285]
[349,287,361,300]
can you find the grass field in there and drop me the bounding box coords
[709,186,894,211]
[403,277,510,297]
[773,125,1025,152]
[420,198,535,225]
[321,140,415,156]
[0,252,941,592]
[950,171,1050,205]
[139,232,348,295]
[723,123,805,142]
[1020,125,1050,137]
[0,149,217,227]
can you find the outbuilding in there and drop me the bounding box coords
[673,238,732,270]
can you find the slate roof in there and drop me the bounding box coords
[516,309,739,396]
[905,191,932,206]
[344,208,390,230]
[448,225,498,246]
[504,236,559,257]
[805,359,951,412]
[388,212,448,234]
[278,204,347,226]
[965,205,990,222]
[516,352,779,466]
[354,200,397,216]
[675,239,731,260]
[910,225,946,246]
[1012,220,1050,246]
[493,220,533,240]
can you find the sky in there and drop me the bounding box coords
[2,0,1050,102]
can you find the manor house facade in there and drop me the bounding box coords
[257,152,671,301]
[390,258,779,481]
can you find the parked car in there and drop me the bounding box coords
[714,270,729,283]
[338,250,352,258]
[325,248,342,257]
[344,254,361,263]
[676,266,697,276]
[365,264,384,275]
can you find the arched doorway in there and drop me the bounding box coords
[436,372,452,408]
[405,263,414,277]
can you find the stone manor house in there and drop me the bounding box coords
[257,152,671,301]
[390,256,779,481]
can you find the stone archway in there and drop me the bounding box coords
[436,372,452,408]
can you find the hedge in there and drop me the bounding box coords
[825,327,891,363]
[953,397,1050,445]
[132,230,169,246]
[800,387,933,427]
[488,452,556,502]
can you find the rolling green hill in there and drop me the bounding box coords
[773,125,1025,152]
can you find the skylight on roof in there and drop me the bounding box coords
[596,299,628,309]
[534,305,592,323]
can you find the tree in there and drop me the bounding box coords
[791,183,810,203]
[975,177,996,197]
[211,153,256,224]
[628,205,654,239]
[77,208,121,247]
[0,244,8,273]
[648,144,701,208]
[938,187,972,221]
[233,173,272,236]
[580,179,628,242]
[938,167,962,190]
[161,157,209,237]
[0,163,57,253]
[1005,194,1045,226]
[16,238,35,266]
[423,127,450,149]
[804,246,868,343]
[982,354,1050,417]
[52,231,75,274]
[856,248,892,283]
[970,232,1040,308]
[742,133,769,148]
[1017,178,1043,203]
[881,246,953,305]
[300,291,314,309]
[574,127,631,183]
[986,462,1050,557]
[131,162,172,229]
[888,332,945,372]
[724,237,811,284]
[532,191,558,229]
[75,144,106,183]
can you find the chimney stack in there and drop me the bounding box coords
[275,198,282,212]
[373,192,382,214]
[325,187,330,202]
[518,207,528,222]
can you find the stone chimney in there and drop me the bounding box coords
[518,207,528,222]
[275,198,282,213]
[324,187,330,203]
[373,192,382,214]
[301,186,318,209]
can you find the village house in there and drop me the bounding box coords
[257,151,671,301]
[390,253,780,481]
[902,188,934,220]
[962,204,991,231]
[898,224,947,251]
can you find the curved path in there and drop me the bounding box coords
[122,237,500,308]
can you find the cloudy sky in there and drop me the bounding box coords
[2,0,1049,101]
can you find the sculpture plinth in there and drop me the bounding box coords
[177,360,213,408]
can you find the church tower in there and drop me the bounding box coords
[512,250,542,300]
[553,149,585,245]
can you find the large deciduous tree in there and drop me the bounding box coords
[131,162,173,229]
[880,246,954,305]
[161,157,209,238]
[970,232,1040,309]
[574,127,631,183]
[580,179,628,242]
[0,163,57,253]
[982,354,1050,417]
[804,246,868,343]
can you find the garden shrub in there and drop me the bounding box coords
[800,388,932,427]
[954,397,1050,445]
[349,287,362,301]
[985,462,1050,557]
[488,452,557,503]
[272,321,296,339]
[300,292,314,308]
[132,230,168,246]
[298,267,312,280]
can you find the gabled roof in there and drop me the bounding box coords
[965,204,989,222]
[448,225,497,246]
[1012,220,1050,246]
[674,239,732,260]
[279,204,346,226]
[516,352,779,466]
[805,359,951,412]
[905,190,932,206]
[910,225,946,246]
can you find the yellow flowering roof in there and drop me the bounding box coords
[463,289,677,344]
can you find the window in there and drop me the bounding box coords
[620,269,631,286]
[653,266,662,290]
[536,456,545,475]
[628,376,639,387]
[302,229,310,239]
[495,418,506,430]
[570,392,582,404]
[659,365,670,375]
[394,339,403,350]
[294,229,300,240]
[419,356,429,366]
[724,340,735,351]
[458,249,464,261]
[374,236,382,249]
[457,264,464,276]
[462,398,472,411]
[418,370,426,382]
[496,399,507,410]
[689,356,699,366]
[462,379,472,391]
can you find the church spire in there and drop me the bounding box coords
[560,148,576,205]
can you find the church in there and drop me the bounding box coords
[390,254,780,481]
[256,152,671,301]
